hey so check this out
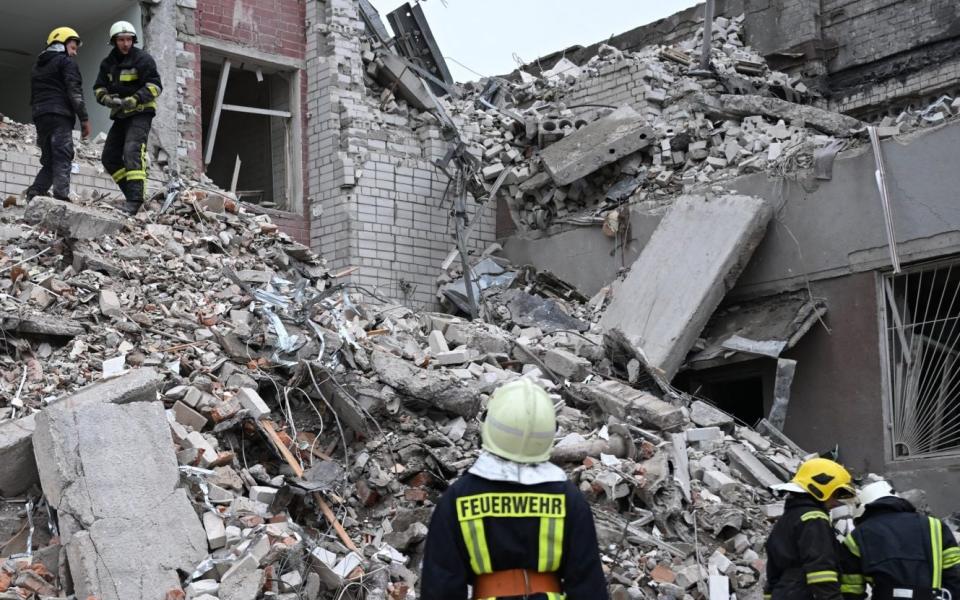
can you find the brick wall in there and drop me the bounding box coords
[0,146,161,202]
[305,0,496,309]
[196,0,306,59]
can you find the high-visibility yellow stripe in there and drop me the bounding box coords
[537,516,563,572]
[544,593,565,600]
[111,168,127,182]
[930,517,942,589]
[801,511,830,522]
[460,518,492,575]
[840,575,864,584]
[840,574,865,594]
[944,546,960,568]
[456,493,566,521]
[844,533,861,557]
[146,83,161,97]
[806,570,839,584]
[125,170,147,181]
[119,74,139,82]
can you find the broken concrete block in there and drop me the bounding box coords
[186,580,220,597]
[709,574,731,600]
[703,470,737,494]
[541,105,653,185]
[436,349,470,365]
[203,512,227,550]
[428,330,449,354]
[0,367,162,497]
[99,288,123,319]
[373,53,433,111]
[173,400,208,431]
[236,388,271,420]
[220,554,263,600]
[33,401,207,600]
[0,309,85,338]
[686,427,723,443]
[249,485,279,504]
[726,444,783,488]
[24,196,126,239]
[676,564,705,589]
[692,93,863,137]
[601,194,772,381]
[571,380,684,430]
[763,502,785,519]
[370,350,481,418]
[183,431,218,466]
[691,400,735,431]
[541,348,589,380]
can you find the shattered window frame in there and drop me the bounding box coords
[200,51,304,215]
[880,258,960,461]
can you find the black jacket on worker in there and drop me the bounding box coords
[838,497,960,600]
[30,46,88,123]
[765,493,844,600]
[420,471,608,599]
[93,45,161,119]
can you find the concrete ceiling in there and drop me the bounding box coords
[0,0,137,69]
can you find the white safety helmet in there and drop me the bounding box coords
[109,21,138,44]
[859,480,897,506]
[481,379,557,464]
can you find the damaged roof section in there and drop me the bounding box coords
[687,292,828,370]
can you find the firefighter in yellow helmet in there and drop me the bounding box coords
[420,379,608,599]
[24,27,91,202]
[764,457,858,600]
[93,21,162,215]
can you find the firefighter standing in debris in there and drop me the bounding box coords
[764,457,858,600]
[93,21,161,215]
[420,378,608,599]
[24,27,91,203]
[837,479,960,600]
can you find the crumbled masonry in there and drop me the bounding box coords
[1,10,959,600]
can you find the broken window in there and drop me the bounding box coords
[882,259,960,459]
[200,56,302,212]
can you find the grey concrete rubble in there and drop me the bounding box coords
[1,6,947,600]
[540,105,654,185]
[601,194,773,381]
[23,196,126,240]
[33,400,206,600]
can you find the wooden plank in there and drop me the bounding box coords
[204,59,231,165]
[222,103,292,118]
[313,492,360,553]
[260,420,304,478]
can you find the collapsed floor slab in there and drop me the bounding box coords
[33,399,206,600]
[24,196,126,240]
[600,194,773,381]
[540,105,653,186]
[0,368,163,496]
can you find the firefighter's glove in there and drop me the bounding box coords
[121,96,138,110]
[102,94,123,108]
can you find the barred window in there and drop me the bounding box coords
[882,260,960,459]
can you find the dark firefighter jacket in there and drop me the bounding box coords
[30,47,88,123]
[838,497,960,600]
[420,472,608,600]
[765,493,844,600]
[93,46,162,119]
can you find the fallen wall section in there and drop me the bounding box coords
[601,194,772,381]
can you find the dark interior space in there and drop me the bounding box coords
[200,59,289,209]
[676,361,773,427]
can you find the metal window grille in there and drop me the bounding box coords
[882,260,960,459]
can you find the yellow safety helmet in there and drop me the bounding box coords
[773,457,856,501]
[481,379,557,464]
[47,27,81,47]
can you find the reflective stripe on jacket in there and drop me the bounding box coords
[93,46,162,119]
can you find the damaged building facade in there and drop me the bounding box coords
[0,0,957,546]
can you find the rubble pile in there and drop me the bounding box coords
[366,15,960,234]
[0,189,813,599]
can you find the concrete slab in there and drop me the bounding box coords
[33,400,206,600]
[540,105,653,186]
[570,379,684,430]
[726,443,783,489]
[0,368,163,497]
[600,194,772,381]
[24,197,126,240]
